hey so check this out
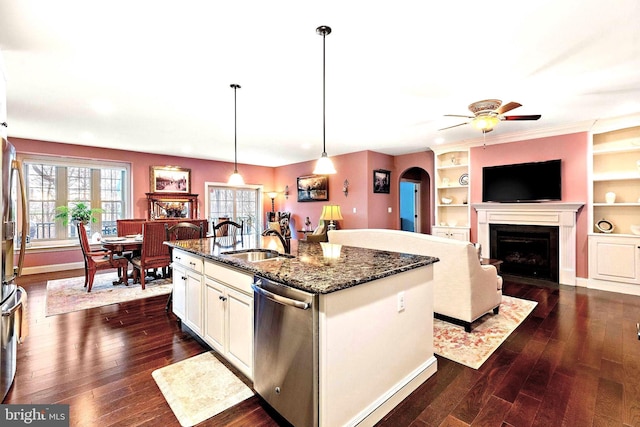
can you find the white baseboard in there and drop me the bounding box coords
[21,262,84,276]
[347,356,438,427]
[586,278,640,296]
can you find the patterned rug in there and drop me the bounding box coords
[152,351,254,427]
[45,271,172,316]
[433,295,537,369]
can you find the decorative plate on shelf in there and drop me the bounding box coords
[595,219,614,233]
[459,173,469,186]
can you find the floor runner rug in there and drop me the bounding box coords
[152,351,254,426]
[45,272,172,316]
[433,295,537,369]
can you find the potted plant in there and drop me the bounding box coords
[55,202,103,226]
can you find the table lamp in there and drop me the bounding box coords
[320,205,343,231]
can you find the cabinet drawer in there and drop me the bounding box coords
[173,250,203,273]
[204,260,253,295]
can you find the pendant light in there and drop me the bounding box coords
[313,25,337,175]
[228,83,245,185]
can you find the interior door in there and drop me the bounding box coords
[400,181,420,232]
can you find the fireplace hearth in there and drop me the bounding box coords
[490,224,559,283]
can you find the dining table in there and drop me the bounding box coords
[100,235,143,256]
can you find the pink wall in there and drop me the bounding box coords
[12,138,275,268]
[394,150,436,230]
[469,132,589,278]
[13,135,589,279]
[274,151,397,238]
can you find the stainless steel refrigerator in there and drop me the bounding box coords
[1,136,28,402]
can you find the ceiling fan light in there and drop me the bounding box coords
[313,152,337,175]
[471,115,500,131]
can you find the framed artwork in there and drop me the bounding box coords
[373,169,391,194]
[150,166,191,193]
[297,175,329,202]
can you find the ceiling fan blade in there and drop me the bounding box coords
[495,102,522,115]
[503,114,542,121]
[438,122,469,131]
[444,114,474,119]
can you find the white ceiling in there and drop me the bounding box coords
[1,0,639,167]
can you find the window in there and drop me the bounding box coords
[21,155,131,246]
[205,183,262,238]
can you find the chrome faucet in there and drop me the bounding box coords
[261,229,290,254]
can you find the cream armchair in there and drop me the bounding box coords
[328,229,502,332]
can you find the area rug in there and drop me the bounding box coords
[433,295,537,369]
[45,272,172,316]
[152,351,254,427]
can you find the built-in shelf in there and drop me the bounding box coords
[434,149,470,239]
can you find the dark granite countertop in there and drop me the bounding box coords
[166,237,439,294]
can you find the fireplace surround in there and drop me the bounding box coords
[474,203,584,285]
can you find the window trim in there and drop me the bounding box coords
[203,181,265,236]
[18,153,133,249]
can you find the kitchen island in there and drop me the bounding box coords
[166,237,439,427]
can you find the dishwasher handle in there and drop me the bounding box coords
[252,281,310,310]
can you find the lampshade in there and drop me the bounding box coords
[228,171,245,186]
[320,205,343,221]
[312,25,337,175]
[471,115,500,132]
[267,192,278,200]
[228,83,245,185]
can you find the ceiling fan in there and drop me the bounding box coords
[439,99,541,133]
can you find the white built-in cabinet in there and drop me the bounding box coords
[203,260,253,379]
[589,235,640,284]
[432,149,470,241]
[589,121,640,292]
[171,249,254,379]
[171,250,204,335]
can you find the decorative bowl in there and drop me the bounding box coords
[441,197,453,205]
[631,225,640,235]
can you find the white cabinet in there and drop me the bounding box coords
[432,226,470,241]
[204,260,253,379]
[433,149,470,239]
[172,249,204,335]
[589,234,640,284]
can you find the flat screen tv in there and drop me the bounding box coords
[482,159,561,203]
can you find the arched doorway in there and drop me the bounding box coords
[399,167,431,234]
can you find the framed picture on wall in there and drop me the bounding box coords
[373,169,391,194]
[150,166,191,193]
[297,175,329,202]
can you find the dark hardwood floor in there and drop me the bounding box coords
[6,269,640,426]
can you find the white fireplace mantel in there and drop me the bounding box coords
[472,202,584,285]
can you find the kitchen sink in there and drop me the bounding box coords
[222,249,294,262]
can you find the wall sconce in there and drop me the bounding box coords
[343,179,349,197]
[284,185,289,199]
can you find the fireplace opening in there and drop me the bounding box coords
[490,224,559,283]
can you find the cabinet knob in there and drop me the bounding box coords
[219,295,227,302]
[181,276,187,280]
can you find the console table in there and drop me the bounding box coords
[146,192,198,220]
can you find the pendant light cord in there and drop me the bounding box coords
[322,29,326,156]
[231,83,241,171]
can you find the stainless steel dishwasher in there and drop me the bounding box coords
[252,276,319,427]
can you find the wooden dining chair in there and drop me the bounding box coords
[212,220,244,247]
[116,218,146,236]
[164,222,204,311]
[130,221,171,289]
[77,222,128,292]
